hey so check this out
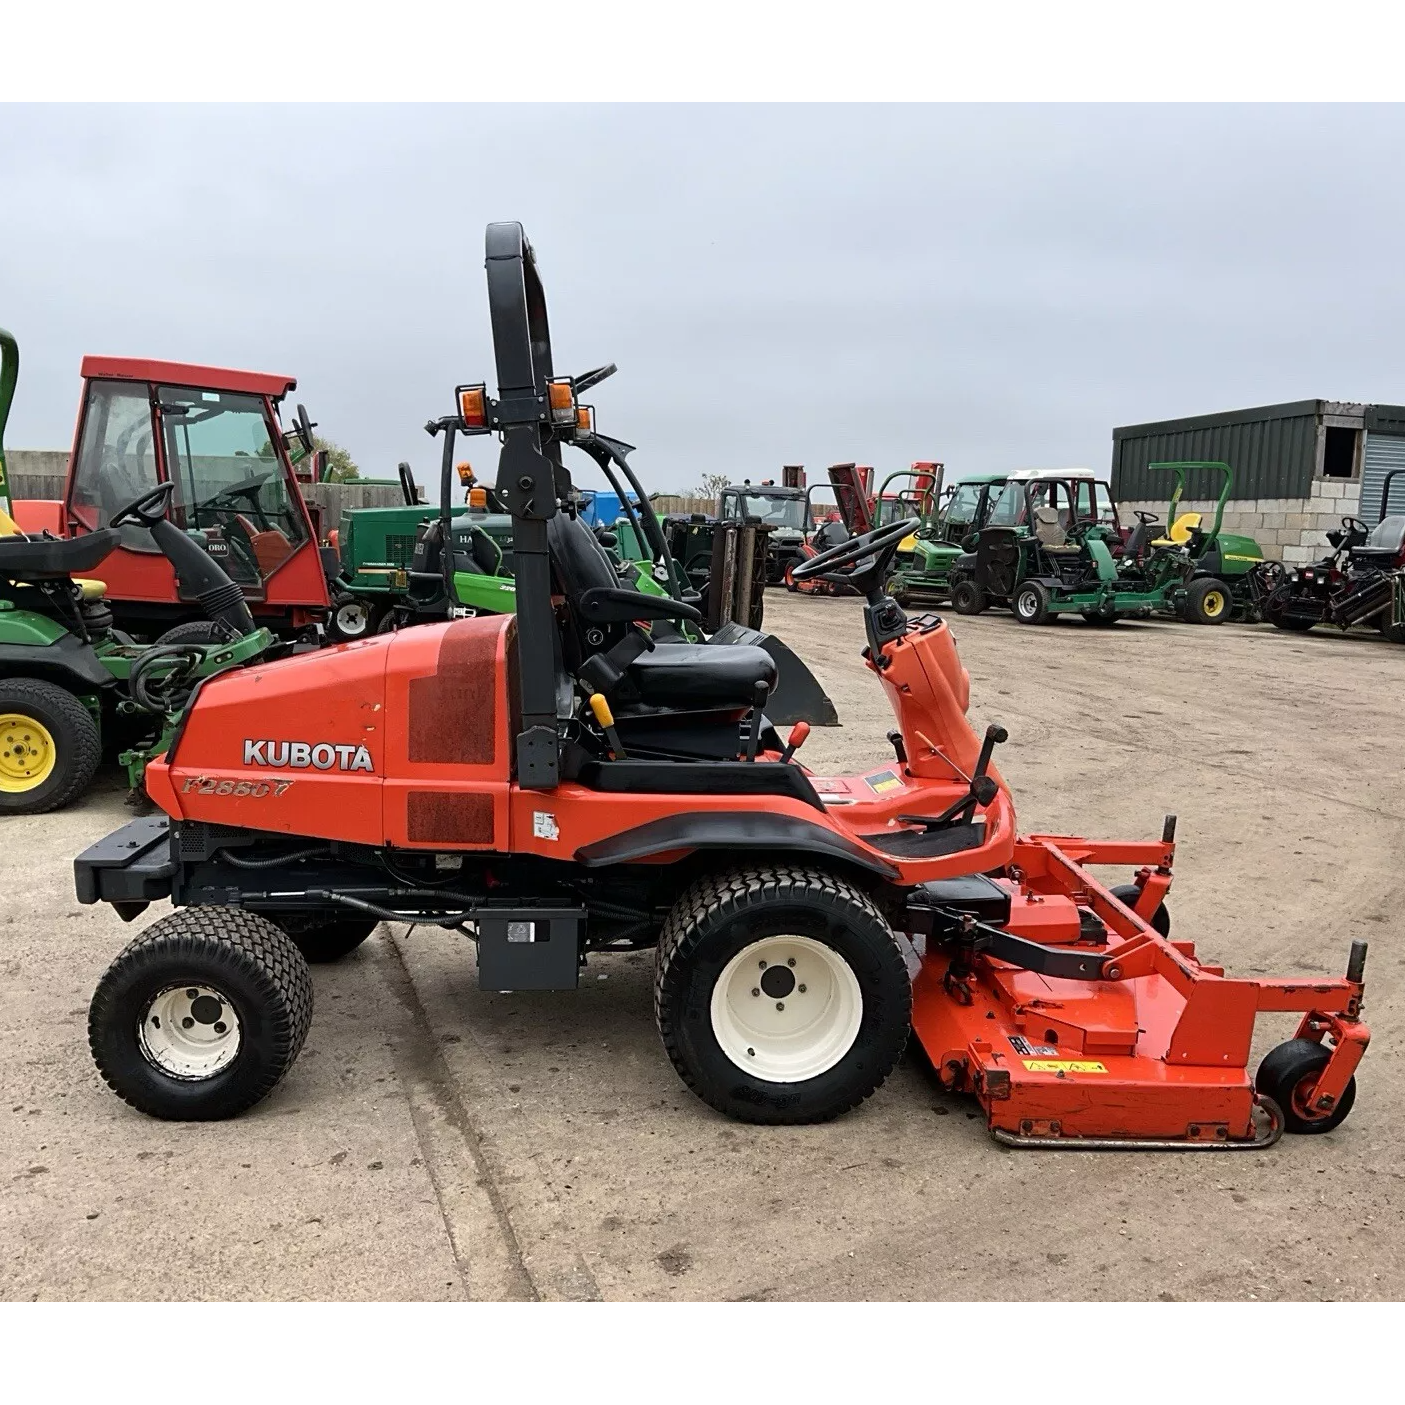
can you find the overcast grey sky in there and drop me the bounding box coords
[4,104,1404,494]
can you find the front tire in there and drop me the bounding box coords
[88,909,313,1120]
[654,865,911,1124]
[951,579,987,616]
[1012,581,1052,625]
[0,678,101,815]
[1255,1038,1357,1135]
[327,595,380,642]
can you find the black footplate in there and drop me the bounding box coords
[861,821,984,859]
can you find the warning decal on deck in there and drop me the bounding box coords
[1023,1060,1107,1074]
[863,769,903,793]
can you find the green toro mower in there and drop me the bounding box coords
[947,471,1225,625]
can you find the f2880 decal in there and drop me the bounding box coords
[182,778,294,797]
[242,740,374,771]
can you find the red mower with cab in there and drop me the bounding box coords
[16,357,336,643]
[79,224,1368,1148]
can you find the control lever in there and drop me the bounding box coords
[898,722,1008,831]
[743,681,769,762]
[589,693,628,760]
[780,721,810,764]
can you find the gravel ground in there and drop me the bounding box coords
[2,594,1400,1301]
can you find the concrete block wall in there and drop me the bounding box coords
[1118,478,1362,565]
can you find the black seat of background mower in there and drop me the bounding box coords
[623,642,777,710]
[0,527,119,579]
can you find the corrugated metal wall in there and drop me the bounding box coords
[1361,434,1405,524]
[1111,402,1321,502]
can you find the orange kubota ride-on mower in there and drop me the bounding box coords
[80,225,1369,1147]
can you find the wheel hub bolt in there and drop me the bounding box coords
[798,984,806,993]
[182,1017,195,1029]
[776,1002,785,1011]
[213,1022,227,1035]
[751,988,760,997]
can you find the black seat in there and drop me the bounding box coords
[626,642,776,708]
[546,510,777,710]
[0,528,119,579]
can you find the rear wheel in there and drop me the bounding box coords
[1184,577,1230,625]
[654,865,911,1124]
[0,679,101,815]
[271,912,379,963]
[1255,1038,1357,1135]
[88,908,313,1121]
[1382,620,1405,644]
[1012,581,1051,625]
[951,579,987,616]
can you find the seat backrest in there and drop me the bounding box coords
[1168,511,1202,544]
[1033,505,1064,546]
[1365,514,1405,553]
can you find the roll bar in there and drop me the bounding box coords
[1149,461,1232,540]
[1379,468,1405,523]
[1,326,17,517]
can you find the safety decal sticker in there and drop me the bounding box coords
[533,811,560,841]
[1024,1060,1107,1074]
[1008,1036,1059,1057]
[863,770,903,794]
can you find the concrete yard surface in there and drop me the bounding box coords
[2,593,1401,1301]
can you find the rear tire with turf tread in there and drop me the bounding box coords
[654,864,911,1124]
[1110,882,1171,938]
[1255,1037,1357,1135]
[951,579,987,616]
[0,677,101,815]
[88,908,313,1121]
[1184,576,1230,625]
[271,912,379,962]
[1012,581,1051,625]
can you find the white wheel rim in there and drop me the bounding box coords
[138,984,242,1080]
[335,602,368,635]
[710,935,862,1082]
[1017,590,1037,618]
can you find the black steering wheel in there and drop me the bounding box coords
[1134,510,1160,525]
[110,481,175,530]
[791,516,920,589]
[1342,516,1367,537]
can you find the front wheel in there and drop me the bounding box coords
[1255,1038,1357,1135]
[1184,577,1230,625]
[88,909,313,1120]
[1012,581,1052,625]
[0,678,101,815]
[951,579,987,616]
[654,865,911,1124]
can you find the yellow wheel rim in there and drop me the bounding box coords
[0,712,57,793]
[1203,589,1227,619]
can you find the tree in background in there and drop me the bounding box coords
[693,471,730,499]
[318,436,360,482]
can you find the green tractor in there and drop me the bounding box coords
[946,471,1225,626]
[1123,461,1269,622]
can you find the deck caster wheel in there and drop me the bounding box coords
[1110,883,1170,937]
[271,912,380,962]
[1080,611,1121,626]
[654,865,911,1124]
[1012,582,1051,625]
[1255,1038,1357,1135]
[88,909,313,1121]
[951,580,987,616]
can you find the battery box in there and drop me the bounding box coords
[476,908,584,991]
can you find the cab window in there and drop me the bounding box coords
[942,481,986,534]
[158,387,307,585]
[70,381,161,549]
[985,481,1025,528]
[1027,481,1073,529]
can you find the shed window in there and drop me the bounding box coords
[1323,426,1359,479]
